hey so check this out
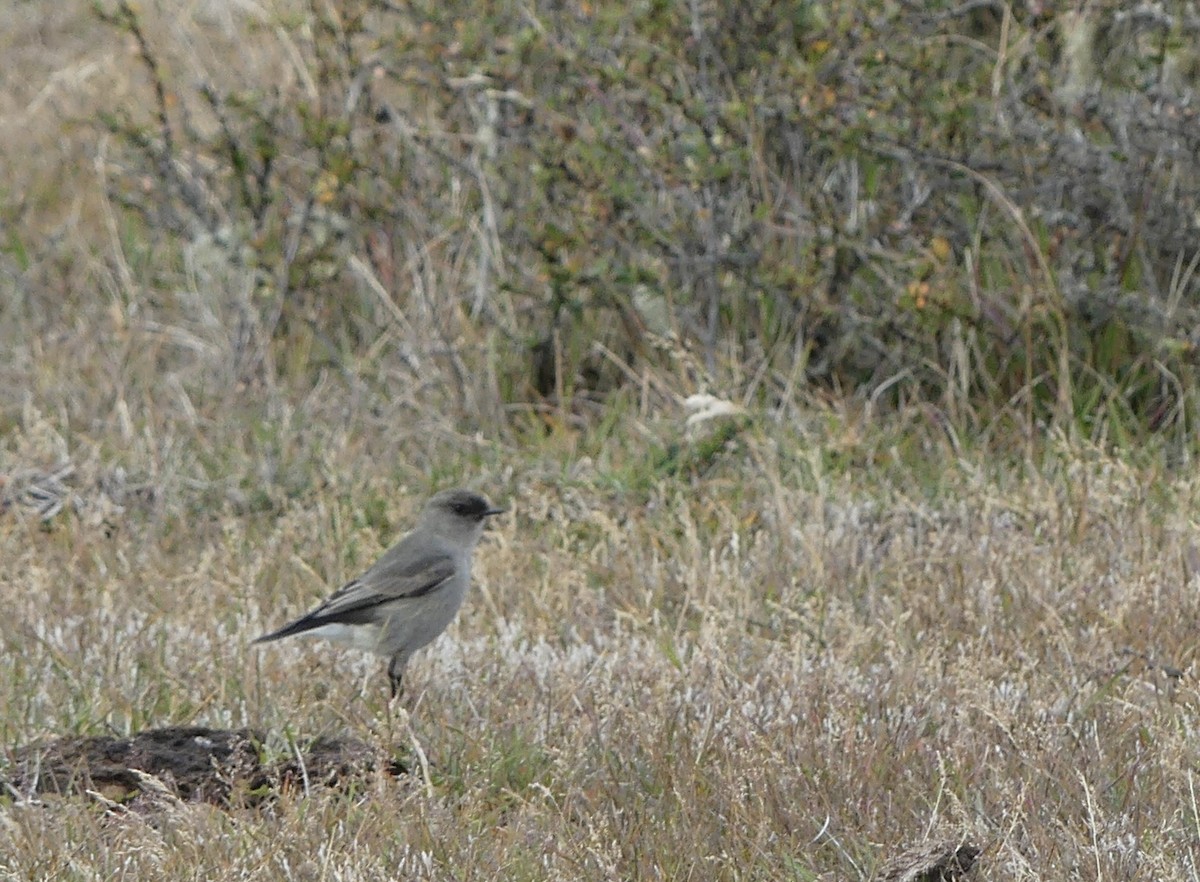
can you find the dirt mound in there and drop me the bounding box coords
[3,726,404,807]
[879,839,981,882]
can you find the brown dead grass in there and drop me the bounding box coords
[3,3,1200,881]
[5,394,1200,879]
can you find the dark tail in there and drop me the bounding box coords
[253,615,323,644]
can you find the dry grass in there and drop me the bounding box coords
[5,383,1200,878]
[4,2,1200,881]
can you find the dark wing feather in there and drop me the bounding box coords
[254,549,455,643]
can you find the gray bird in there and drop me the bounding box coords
[254,488,505,697]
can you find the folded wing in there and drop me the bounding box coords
[254,550,456,643]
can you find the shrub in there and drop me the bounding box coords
[95,0,1200,448]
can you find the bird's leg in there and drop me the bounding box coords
[387,654,406,701]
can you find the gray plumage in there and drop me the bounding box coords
[254,488,504,696]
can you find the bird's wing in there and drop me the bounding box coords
[324,548,456,613]
[254,548,456,642]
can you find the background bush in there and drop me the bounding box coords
[52,0,1195,454]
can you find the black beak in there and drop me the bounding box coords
[483,506,506,518]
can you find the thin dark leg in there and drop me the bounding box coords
[387,655,405,700]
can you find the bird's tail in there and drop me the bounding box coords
[252,617,319,644]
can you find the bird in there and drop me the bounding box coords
[254,487,505,697]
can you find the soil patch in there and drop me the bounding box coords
[3,726,404,807]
